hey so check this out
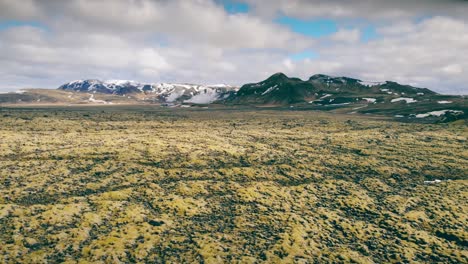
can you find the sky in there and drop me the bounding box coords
[0,0,467,94]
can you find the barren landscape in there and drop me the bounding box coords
[0,106,466,263]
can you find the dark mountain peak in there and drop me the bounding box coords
[59,79,107,93]
[272,72,288,77]
[264,72,289,82]
[309,74,331,81]
[308,74,360,84]
[232,73,316,104]
[340,76,361,83]
[264,73,307,85]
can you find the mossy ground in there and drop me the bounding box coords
[0,107,467,263]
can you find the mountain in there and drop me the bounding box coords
[228,73,438,105]
[1,73,465,122]
[228,73,316,104]
[59,80,238,104]
[223,73,466,121]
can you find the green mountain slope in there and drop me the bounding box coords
[223,73,466,122]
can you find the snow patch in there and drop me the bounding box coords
[0,90,26,94]
[165,88,187,102]
[68,80,84,85]
[88,94,112,104]
[104,80,138,86]
[415,110,463,118]
[362,98,376,103]
[424,179,442,184]
[328,103,351,106]
[261,85,278,95]
[359,81,385,86]
[391,97,417,103]
[184,88,220,104]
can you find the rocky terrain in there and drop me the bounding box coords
[0,107,466,263]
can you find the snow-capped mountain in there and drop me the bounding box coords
[59,80,238,104]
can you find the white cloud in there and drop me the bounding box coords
[0,0,314,89]
[0,0,467,94]
[286,16,468,94]
[138,49,171,72]
[329,28,360,43]
[244,0,468,20]
[441,64,463,75]
[283,58,295,71]
[1,0,311,51]
[0,0,41,20]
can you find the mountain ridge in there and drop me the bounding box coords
[0,73,466,122]
[226,72,438,105]
[58,79,239,104]
[220,72,465,121]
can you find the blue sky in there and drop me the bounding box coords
[218,1,380,62]
[0,20,47,31]
[219,0,250,14]
[276,17,338,38]
[216,0,380,63]
[219,1,378,41]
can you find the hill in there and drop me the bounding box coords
[224,73,466,122]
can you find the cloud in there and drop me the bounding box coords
[329,28,361,43]
[0,0,41,20]
[286,16,468,94]
[244,0,468,20]
[0,0,311,50]
[0,0,314,90]
[0,0,467,94]
[441,64,463,75]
